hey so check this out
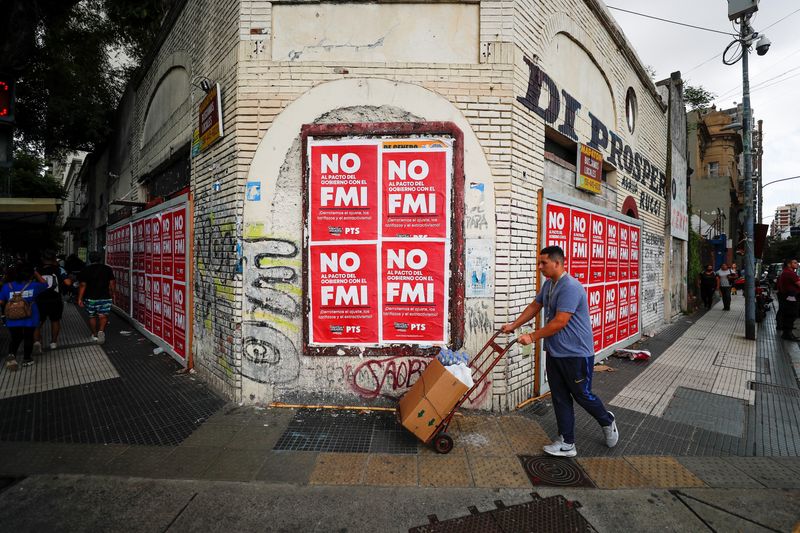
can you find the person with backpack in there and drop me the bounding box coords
[0,262,48,370]
[33,250,72,351]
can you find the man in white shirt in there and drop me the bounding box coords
[716,263,734,311]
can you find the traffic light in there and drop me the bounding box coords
[0,77,14,123]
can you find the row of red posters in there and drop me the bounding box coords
[309,241,447,344]
[131,207,188,283]
[545,203,640,285]
[309,143,449,241]
[587,282,640,353]
[132,274,188,358]
[107,226,131,314]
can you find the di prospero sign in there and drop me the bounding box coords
[307,136,453,346]
[576,143,603,194]
[198,83,223,152]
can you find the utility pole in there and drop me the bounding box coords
[740,17,756,340]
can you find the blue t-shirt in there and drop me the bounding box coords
[1,281,48,328]
[535,274,594,358]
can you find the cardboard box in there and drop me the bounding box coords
[398,359,469,442]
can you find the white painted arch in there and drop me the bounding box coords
[244,77,496,238]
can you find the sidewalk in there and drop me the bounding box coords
[0,300,799,532]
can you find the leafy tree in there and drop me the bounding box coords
[0,151,66,199]
[684,84,716,111]
[764,236,800,263]
[1,0,175,155]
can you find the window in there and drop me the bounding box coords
[625,87,637,134]
[708,162,719,177]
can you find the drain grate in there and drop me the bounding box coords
[518,456,596,488]
[747,381,800,398]
[409,493,594,533]
[273,409,419,454]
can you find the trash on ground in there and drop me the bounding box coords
[119,330,132,336]
[594,364,615,372]
[152,347,164,354]
[612,348,651,361]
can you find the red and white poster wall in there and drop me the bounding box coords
[543,198,642,355]
[307,138,452,346]
[106,195,190,365]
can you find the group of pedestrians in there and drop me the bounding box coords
[697,257,800,340]
[698,262,741,311]
[0,251,115,370]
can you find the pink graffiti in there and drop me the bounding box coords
[348,355,493,408]
[349,356,429,399]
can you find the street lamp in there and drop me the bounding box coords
[722,5,770,341]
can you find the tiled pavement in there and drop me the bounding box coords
[0,299,799,494]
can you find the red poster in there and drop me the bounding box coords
[144,219,153,274]
[606,220,619,282]
[173,207,187,282]
[381,241,446,343]
[173,282,187,358]
[152,276,163,337]
[545,203,570,270]
[131,273,140,323]
[310,143,379,242]
[628,281,640,336]
[603,283,618,349]
[629,226,640,279]
[618,223,630,281]
[569,209,590,284]
[162,277,173,346]
[617,282,629,340]
[310,243,379,344]
[134,220,144,271]
[144,275,153,331]
[161,211,173,278]
[381,150,447,239]
[589,215,606,284]
[152,216,162,276]
[587,285,604,354]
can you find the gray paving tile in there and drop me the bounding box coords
[103,445,178,477]
[255,451,318,484]
[225,426,284,451]
[677,457,764,488]
[154,446,222,479]
[200,449,268,481]
[179,425,242,447]
[47,444,129,474]
[727,457,800,488]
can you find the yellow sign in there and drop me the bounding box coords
[198,84,223,152]
[576,144,603,194]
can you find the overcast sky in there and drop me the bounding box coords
[607,0,799,224]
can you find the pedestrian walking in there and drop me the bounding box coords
[77,251,115,344]
[716,263,734,311]
[776,258,800,341]
[729,263,740,295]
[501,246,618,457]
[0,263,49,370]
[34,250,71,351]
[698,264,717,310]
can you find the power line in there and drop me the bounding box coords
[606,6,736,35]
[762,7,800,30]
[716,64,800,100]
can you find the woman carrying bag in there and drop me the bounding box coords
[0,263,48,370]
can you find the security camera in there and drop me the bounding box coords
[756,34,771,55]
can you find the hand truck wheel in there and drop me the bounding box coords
[433,432,454,454]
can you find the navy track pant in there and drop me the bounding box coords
[546,354,613,444]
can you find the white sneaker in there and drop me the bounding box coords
[91,336,99,343]
[603,411,619,448]
[49,343,57,350]
[543,441,577,457]
[97,331,105,344]
[32,341,42,355]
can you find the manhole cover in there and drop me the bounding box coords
[518,456,595,488]
[409,493,594,533]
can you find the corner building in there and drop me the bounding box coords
[97,0,678,410]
